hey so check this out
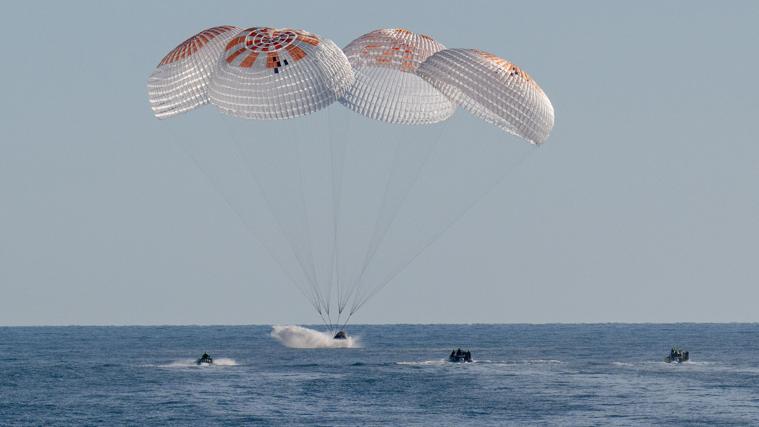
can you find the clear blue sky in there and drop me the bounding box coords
[1,1,757,325]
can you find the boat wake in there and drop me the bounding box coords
[157,358,238,368]
[396,360,447,366]
[271,325,360,349]
[397,359,562,366]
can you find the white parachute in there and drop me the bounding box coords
[209,27,353,119]
[339,28,455,125]
[147,26,555,331]
[148,26,241,119]
[416,48,555,144]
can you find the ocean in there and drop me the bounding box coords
[2,323,758,425]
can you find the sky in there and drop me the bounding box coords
[1,1,757,326]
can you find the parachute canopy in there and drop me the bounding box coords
[209,27,354,120]
[339,28,455,125]
[147,25,554,143]
[147,25,555,330]
[148,26,241,119]
[417,48,555,144]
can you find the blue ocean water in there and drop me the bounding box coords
[2,324,758,425]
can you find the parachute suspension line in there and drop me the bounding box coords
[328,107,350,325]
[326,108,340,321]
[328,131,341,328]
[167,135,318,314]
[317,304,333,333]
[291,121,330,323]
[337,135,407,314]
[337,135,407,316]
[229,134,324,312]
[228,136,323,314]
[323,115,335,321]
[350,144,541,315]
[346,123,447,313]
[314,304,330,331]
[339,300,360,331]
[339,314,352,333]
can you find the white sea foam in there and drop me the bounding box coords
[158,358,238,368]
[396,360,447,366]
[521,359,563,364]
[270,325,360,349]
[212,358,238,366]
[164,359,196,368]
[397,359,561,367]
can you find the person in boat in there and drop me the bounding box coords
[197,352,212,364]
[449,349,472,362]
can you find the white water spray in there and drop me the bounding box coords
[159,358,238,368]
[270,325,360,349]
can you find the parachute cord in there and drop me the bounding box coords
[313,293,332,332]
[311,285,330,332]
[327,108,338,318]
[339,310,355,332]
[342,136,405,311]
[317,299,334,333]
[344,124,445,309]
[338,282,360,320]
[349,145,540,315]
[292,121,326,309]
[168,137,317,311]
[230,136,323,300]
[322,301,332,332]
[332,311,341,334]
[315,308,331,332]
[229,134,325,314]
[292,118,331,319]
[323,310,334,334]
[328,107,349,320]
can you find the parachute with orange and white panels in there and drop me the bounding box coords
[147,25,554,144]
[148,26,353,120]
[146,25,555,331]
